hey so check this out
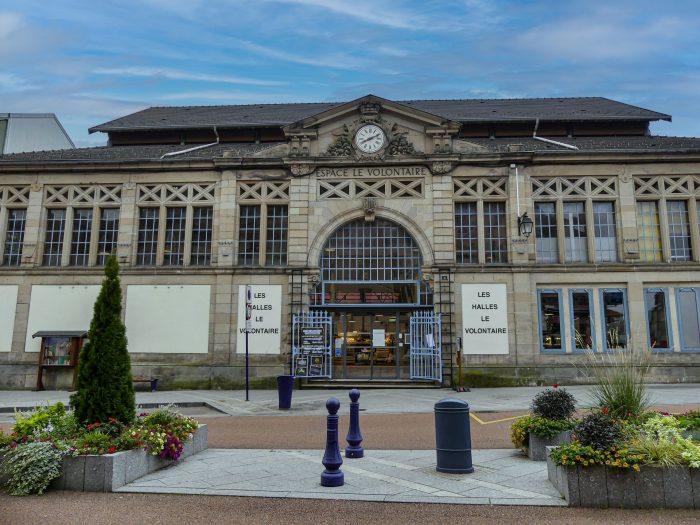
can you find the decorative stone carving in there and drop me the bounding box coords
[123,182,135,190]
[619,167,632,183]
[363,197,376,222]
[289,164,316,176]
[324,125,353,157]
[429,161,454,174]
[387,132,416,155]
[308,273,320,284]
[359,102,381,117]
[30,183,43,192]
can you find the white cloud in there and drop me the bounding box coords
[0,11,22,38]
[157,91,297,102]
[92,67,287,86]
[233,39,369,70]
[0,72,34,90]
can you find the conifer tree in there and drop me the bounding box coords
[70,254,135,424]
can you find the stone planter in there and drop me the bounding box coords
[527,429,572,461]
[546,447,700,509]
[1,424,207,493]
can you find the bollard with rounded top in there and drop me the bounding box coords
[345,388,364,458]
[434,397,474,474]
[321,397,344,486]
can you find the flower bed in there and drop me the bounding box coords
[547,448,700,508]
[0,403,206,495]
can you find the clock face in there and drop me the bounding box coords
[355,124,385,153]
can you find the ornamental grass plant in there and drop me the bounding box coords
[580,346,651,419]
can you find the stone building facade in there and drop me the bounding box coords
[0,95,699,389]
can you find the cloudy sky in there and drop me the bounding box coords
[2,0,699,147]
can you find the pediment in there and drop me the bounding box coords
[283,94,460,158]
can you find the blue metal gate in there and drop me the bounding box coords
[409,310,442,381]
[292,310,332,378]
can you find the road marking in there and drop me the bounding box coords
[470,413,528,425]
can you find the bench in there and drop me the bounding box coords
[133,377,159,392]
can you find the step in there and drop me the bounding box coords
[302,379,442,389]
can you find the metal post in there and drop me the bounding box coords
[321,398,344,487]
[345,388,364,458]
[245,285,252,402]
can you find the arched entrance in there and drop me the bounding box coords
[311,218,435,380]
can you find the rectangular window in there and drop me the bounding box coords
[265,204,288,266]
[666,200,692,261]
[43,209,66,266]
[570,290,593,350]
[190,206,213,265]
[3,208,26,266]
[70,208,93,266]
[601,289,628,350]
[563,201,587,262]
[644,289,671,351]
[238,205,261,266]
[484,202,507,263]
[97,208,120,265]
[137,207,159,266]
[677,288,700,351]
[535,202,558,263]
[636,201,662,261]
[163,207,186,266]
[538,289,563,352]
[454,202,478,264]
[593,202,617,262]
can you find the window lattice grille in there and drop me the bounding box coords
[453,177,507,199]
[318,179,423,199]
[320,219,422,282]
[70,208,93,266]
[634,175,700,197]
[265,205,288,266]
[190,207,213,266]
[238,205,261,265]
[137,183,216,204]
[454,202,478,264]
[238,181,289,202]
[484,202,508,263]
[636,201,662,262]
[0,186,30,205]
[667,200,692,261]
[43,209,66,266]
[45,185,122,205]
[532,177,617,199]
[97,208,119,265]
[163,207,187,266]
[136,207,159,265]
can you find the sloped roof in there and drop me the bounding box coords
[0,113,74,153]
[89,97,671,133]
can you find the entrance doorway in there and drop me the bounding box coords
[331,311,410,379]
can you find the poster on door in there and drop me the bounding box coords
[461,283,509,355]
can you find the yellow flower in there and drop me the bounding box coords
[562,455,567,460]
[633,464,640,472]
[623,463,628,468]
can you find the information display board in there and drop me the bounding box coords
[461,283,509,355]
[294,326,326,376]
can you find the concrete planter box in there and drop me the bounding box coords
[1,424,207,493]
[527,429,572,461]
[546,447,700,509]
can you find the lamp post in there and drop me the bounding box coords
[518,212,534,238]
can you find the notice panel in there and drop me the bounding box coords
[461,284,509,355]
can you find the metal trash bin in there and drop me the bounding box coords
[277,375,294,410]
[434,397,474,473]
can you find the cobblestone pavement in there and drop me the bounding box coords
[116,448,565,506]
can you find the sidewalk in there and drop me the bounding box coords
[1,384,699,416]
[117,448,565,506]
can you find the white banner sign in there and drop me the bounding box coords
[236,285,281,354]
[461,284,509,355]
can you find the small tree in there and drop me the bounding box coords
[70,254,135,424]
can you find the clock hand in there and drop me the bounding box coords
[361,134,380,144]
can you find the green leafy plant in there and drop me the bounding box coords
[628,434,685,467]
[74,430,114,455]
[573,411,622,451]
[531,388,576,420]
[13,402,67,436]
[510,416,576,450]
[549,441,643,470]
[70,254,135,425]
[581,348,651,419]
[1,442,64,496]
[0,430,13,450]
[677,410,700,431]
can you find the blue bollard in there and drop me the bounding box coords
[345,388,364,458]
[321,397,344,487]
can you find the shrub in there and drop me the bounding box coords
[574,411,622,450]
[13,402,67,436]
[1,442,63,496]
[581,349,651,419]
[0,430,13,450]
[71,255,135,425]
[549,441,643,470]
[531,388,576,420]
[510,416,576,450]
[628,434,685,467]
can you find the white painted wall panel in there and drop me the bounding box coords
[0,286,18,352]
[125,285,210,354]
[25,285,100,353]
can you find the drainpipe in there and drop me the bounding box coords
[160,127,220,159]
[532,119,578,150]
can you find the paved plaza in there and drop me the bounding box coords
[116,448,564,506]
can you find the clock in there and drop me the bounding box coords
[354,124,385,153]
